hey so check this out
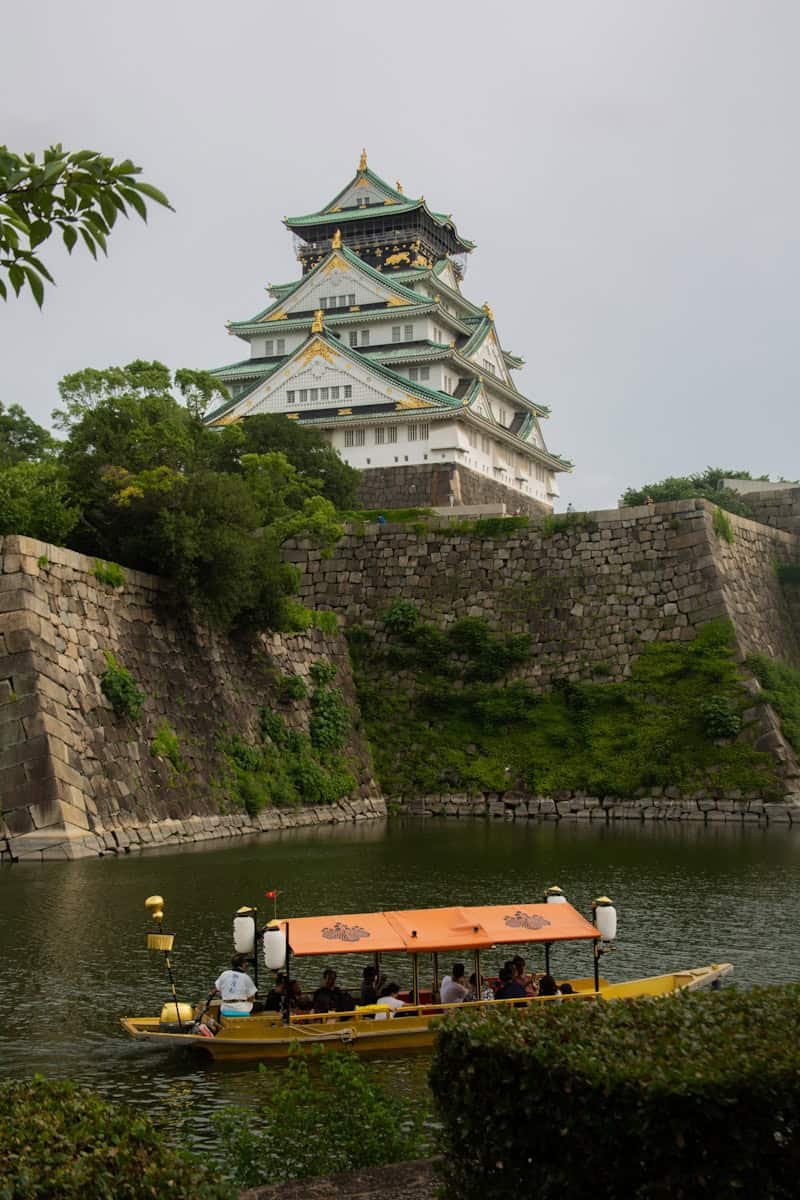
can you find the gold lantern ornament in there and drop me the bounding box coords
[145,894,174,951]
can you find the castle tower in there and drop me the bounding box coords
[206,153,571,513]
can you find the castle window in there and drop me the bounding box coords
[299,389,308,403]
[361,330,370,346]
[344,429,354,447]
[344,385,352,399]
[349,294,355,305]
[309,388,318,403]
[419,423,429,440]
[264,340,273,356]
[321,388,329,401]
[387,427,397,444]
[276,339,285,355]
[409,367,418,381]
[420,366,430,380]
[404,324,414,341]
[392,326,402,343]
[331,386,340,400]
[481,436,490,454]
[349,331,358,347]
[374,427,385,445]
[407,424,417,442]
[287,390,295,404]
[354,428,365,446]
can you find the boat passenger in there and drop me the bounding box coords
[264,974,285,1012]
[312,968,341,1013]
[537,974,561,998]
[494,965,527,1002]
[558,982,575,995]
[374,982,405,1019]
[512,955,537,995]
[213,953,257,1017]
[360,965,386,1006]
[440,963,469,1004]
[466,973,494,1002]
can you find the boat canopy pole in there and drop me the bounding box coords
[283,922,292,1025]
[544,941,551,976]
[474,949,481,999]
[432,952,439,1001]
[412,953,419,1006]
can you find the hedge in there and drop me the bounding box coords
[0,1076,226,1199]
[430,986,800,1199]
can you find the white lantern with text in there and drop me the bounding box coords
[263,922,287,971]
[593,897,617,943]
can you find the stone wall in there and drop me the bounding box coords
[0,535,383,863]
[293,499,800,685]
[739,485,800,537]
[356,462,549,518]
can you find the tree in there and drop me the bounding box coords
[219,413,361,511]
[0,460,79,543]
[0,401,56,465]
[0,144,171,306]
[620,466,769,517]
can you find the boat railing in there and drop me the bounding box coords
[281,990,594,1025]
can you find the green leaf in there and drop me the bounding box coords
[79,227,97,259]
[8,263,24,295]
[24,264,45,307]
[62,225,78,253]
[28,219,51,248]
[119,186,147,220]
[131,181,173,210]
[98,190,118,227]
[0,277,7,300]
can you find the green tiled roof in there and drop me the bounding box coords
[285,199,475,251]
[230,244,432,329]
[321,166,409,213]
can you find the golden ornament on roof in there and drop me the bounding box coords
[482,302,495,321]
[311,309,324,334]
[359,147,367,172]
[331,228,342,249]
[396,180,403,193]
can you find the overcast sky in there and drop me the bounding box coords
[2,0,797,509]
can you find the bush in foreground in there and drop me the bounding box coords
[430,986,800,1199]
[0,1076,225,1199]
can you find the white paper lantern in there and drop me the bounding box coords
[263,923,287,970]
[544,886,567,904]
[594,898,617,942]
[233,907,256,955]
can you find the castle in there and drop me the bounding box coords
[206,152,571,514]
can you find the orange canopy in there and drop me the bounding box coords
[463,903,599,945]
[279,901,598,957]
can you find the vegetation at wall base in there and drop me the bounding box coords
[430,985,800,1199]
[99,652,145,721]
[0,1076,225,1199]
[212,1048,427,1189]
[350,618,779,798]
[748,652,800,755]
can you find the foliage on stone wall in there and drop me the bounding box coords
[99,652,145,721]
[349,618,779,798]
[216,661,355,814]
[748,652,800,756]
[431,986,800,1199]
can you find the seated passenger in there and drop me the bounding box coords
[374,982,405,1019]
[213,953,257,1017]
[512,955,537,995]
[466,972,494,1002]
[440,963,469,1004]
[264,973,285,1012]
[537,974,561,998]
[312,968,341,1012]
[494,964,527,1001]
[557,981,575,995]
[334,989,357,1014]
[360,965,386,1006]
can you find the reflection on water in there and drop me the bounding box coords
[1,817,798,1138]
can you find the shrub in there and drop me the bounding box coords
[311,608,338,634]
[100,652,145,720]
[431,986,800,1200]
[309,658,337,687]
[149,719,187,772]
[776,562,800,585]
[277,673,308,702]
[699,693,741,739]
[93,558,126,588]
[0,1076,224,1199]
[383,598,421,634]
[213,1049,427,1189]
[309,686,350,753]
[713,505,735,543]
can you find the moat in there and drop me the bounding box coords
[1,817,798,1144]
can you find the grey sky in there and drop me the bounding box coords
[2,0,798,509]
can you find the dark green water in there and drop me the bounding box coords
[1,817,798,1136]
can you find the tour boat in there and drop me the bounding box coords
[120,893,732,1061]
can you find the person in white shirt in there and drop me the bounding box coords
[213,953,257,1016]
[374,982,406,1020]
[440,963,469,1004]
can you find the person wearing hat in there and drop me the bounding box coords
[211,952,257,1017]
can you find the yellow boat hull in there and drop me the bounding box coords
[120,963,733,1061]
